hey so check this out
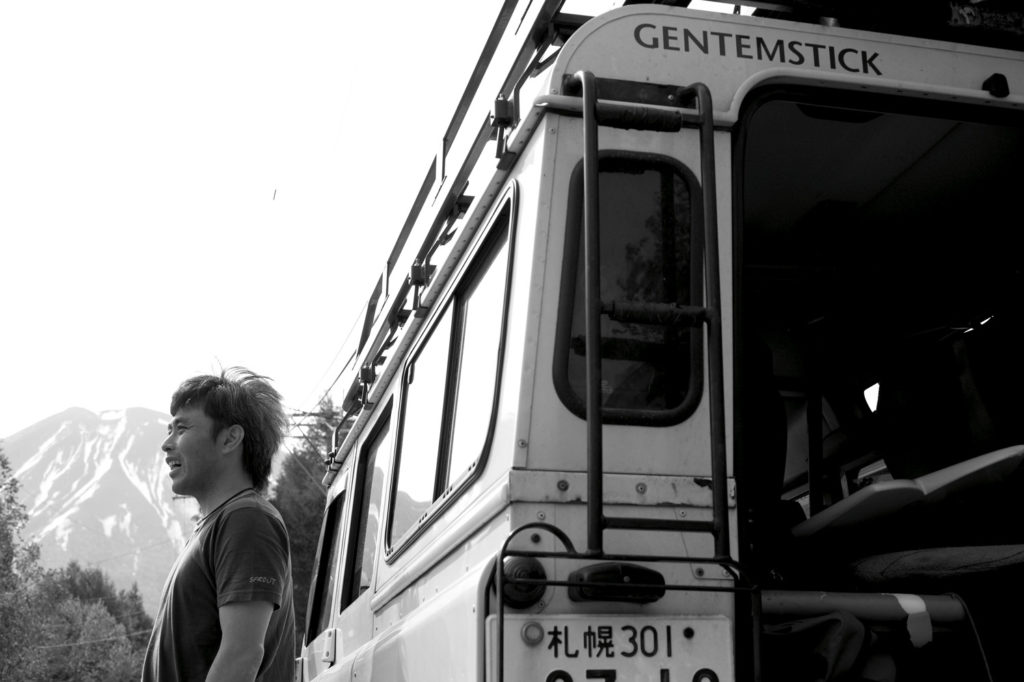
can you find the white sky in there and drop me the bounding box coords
[0,0,506,438]
[0,0,735,439]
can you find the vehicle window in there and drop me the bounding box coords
[389,205,513,549]
[305,490,345,642]
[342,411,390,608]
[555,154,702,424]
[390,308,453,542]
[446,230,510,485]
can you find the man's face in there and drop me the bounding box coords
[162,406,223,499]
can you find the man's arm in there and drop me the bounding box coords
[205,601,274,682]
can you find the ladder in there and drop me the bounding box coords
[495,69,758,681]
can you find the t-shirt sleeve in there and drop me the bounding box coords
[212,506,290,610]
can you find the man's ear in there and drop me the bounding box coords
[220,424,245,453]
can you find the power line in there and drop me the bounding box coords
[33,630,152,650]
[292,311,363,436]
[78,604,153,624]
[282,439,325,491]
[290,416,336,455]
[285,295,372,481]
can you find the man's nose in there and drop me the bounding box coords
[161,433,174,451]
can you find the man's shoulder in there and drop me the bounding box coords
[216,491,286,529]
[221,490,274,512]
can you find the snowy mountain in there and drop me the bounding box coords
[4,407,199,616]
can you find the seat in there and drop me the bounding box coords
[792,445,1024,539]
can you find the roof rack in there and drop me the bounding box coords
[323,0,571,481]
[323,0,1024,480]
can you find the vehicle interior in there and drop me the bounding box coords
[736,86,1024,680]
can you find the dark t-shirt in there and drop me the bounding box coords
[142,491,295,682]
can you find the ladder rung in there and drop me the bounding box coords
[596,101,686,131]
[537,95,703,131]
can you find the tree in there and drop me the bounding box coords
[0,443,47,680]
[272,398,350,653]
[45,561,153,648]
[0,444,36,589]
[31,597,136,682]
[0,444,152,681]
[0,572,61,682]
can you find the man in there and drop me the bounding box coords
[142,367,295,682]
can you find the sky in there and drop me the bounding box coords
[0,0,733,440]
[0,0,508,438]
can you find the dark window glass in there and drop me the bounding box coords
[343,414,389,608]
[556,155,701,423]
[306,490,345,642]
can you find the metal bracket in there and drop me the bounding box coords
[359,363,376,407]
[410,259,436,317]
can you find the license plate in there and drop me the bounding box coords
[486,614,733,682]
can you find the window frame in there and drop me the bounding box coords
[303,485,347,646]
[338,400,393,611]
[553,150,705,426]
[384,194,517,561]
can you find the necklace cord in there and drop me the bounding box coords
[194,487,256,530]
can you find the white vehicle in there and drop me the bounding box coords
[297,2,1024,680]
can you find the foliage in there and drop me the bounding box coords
[0,443,46,680]
[271,398,350,653]
[0,569,57,681]
[31,597,137,682]
[0,444,152,681]
[44,561,154,649]
[0,445,35,589]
